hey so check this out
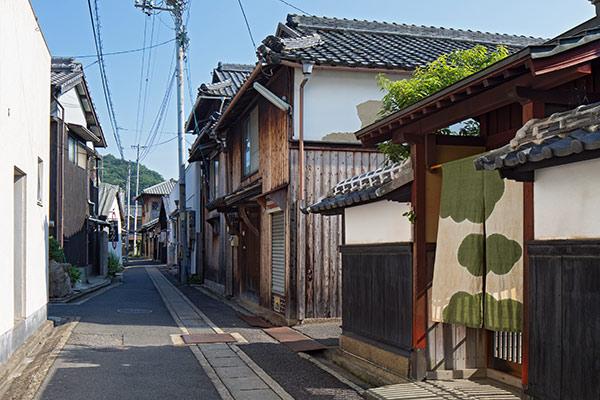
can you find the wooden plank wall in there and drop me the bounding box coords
[340,244,413,351]
[291,147,385,319]
[528,241,600,400]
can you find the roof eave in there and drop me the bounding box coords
[355,47,533,144]
[214,63,264,132]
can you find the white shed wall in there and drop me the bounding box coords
[58,88,87,127]
[344,201,413,245]
[106,197,123,260]
[292,68,409,142]
[534,158,600,240]
[0,0,50,363]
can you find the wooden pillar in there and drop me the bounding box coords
[521,101,544,387]
[411,140,427,350]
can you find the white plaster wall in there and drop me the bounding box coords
[534,158,600,240]
[344,201,413,245]
[166,181,179,266]
[106,197,123,260]
[185,163,202,274]
[58,88,87,127]
[0,0,50,336]
[293,68,409,141]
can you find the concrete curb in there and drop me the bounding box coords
[49,278,111,304]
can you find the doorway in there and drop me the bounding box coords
[239,207,261,303]
[13,169,27,322]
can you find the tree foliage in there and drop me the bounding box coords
[101,154,165,199]
[376,45,509,163]
[378,45,509,114]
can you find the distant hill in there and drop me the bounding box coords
[101,154,165,199]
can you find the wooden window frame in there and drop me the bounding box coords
[241,107,259,178]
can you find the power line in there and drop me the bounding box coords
[87,0,124,159]
[274,0,311,15]
[68,38,175,59]
[236,0,256,49]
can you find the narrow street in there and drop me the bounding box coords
[38,264,362,400]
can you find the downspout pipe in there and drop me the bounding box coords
[298,62,314,201]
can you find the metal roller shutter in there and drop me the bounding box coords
[271,211,285,296]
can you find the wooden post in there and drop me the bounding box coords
[411,140,427,350]
[521,101,544,387]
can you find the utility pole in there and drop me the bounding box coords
[125,161,132,263]
[131,144,146,257]
[135,0,190,283]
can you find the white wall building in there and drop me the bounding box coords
[98,183,124,261]
[0,0,51,365]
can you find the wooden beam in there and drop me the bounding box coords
[521,100,544,389]
[411,142,427,350]
[512,86,600,105]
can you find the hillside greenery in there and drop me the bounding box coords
[101,154,165,198]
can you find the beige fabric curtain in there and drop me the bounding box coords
[431,155,524,332]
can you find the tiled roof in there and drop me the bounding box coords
[198,63,254,97]
[258,14,544,70]
[139,217,159,232]
[138,179,177,197]
[474,102,600,171]
[305,159,413,214]
[51,57,84,94]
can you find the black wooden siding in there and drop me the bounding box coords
[340,243,413,352]
[528,241,600,400]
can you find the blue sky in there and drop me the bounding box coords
[31,0,593,179]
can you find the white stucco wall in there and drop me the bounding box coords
[106,197,123,260]
[293,68,409,142]
[534,158,600,240]
[0,0,50,361]
[344,201,413,245]
[185,163,202,274]
[58,88,87,126]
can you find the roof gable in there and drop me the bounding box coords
[51,57,106,147]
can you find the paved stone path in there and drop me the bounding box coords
[365,379,521,400]
[145,266,294,400]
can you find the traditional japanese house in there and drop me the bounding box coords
[474,103,600,400]
[305,160,415,382]
[347,6,600,391]
[190,14,537,324]
[187,62,254,292]
[135,179,176,259]
[50,57,107,276]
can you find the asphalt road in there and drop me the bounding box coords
[39,265,361,400]
[39,266,220,400]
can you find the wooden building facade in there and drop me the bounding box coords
[351,18,600,394]
[50,57,107,275]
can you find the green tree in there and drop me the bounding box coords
[101,154,165,196]
[376,45,509,163]
[378,45,509,114]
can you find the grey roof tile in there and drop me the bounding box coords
[198,62,254,97]
[475,102,600,171]
[138,179,177,197]
[259,14,544,70]
[305,159,413,214]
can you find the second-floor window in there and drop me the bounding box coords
[242,107,259,177]
[210,158,219,200]
[67,135,88,169]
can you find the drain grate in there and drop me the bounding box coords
[117,308,153,314]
